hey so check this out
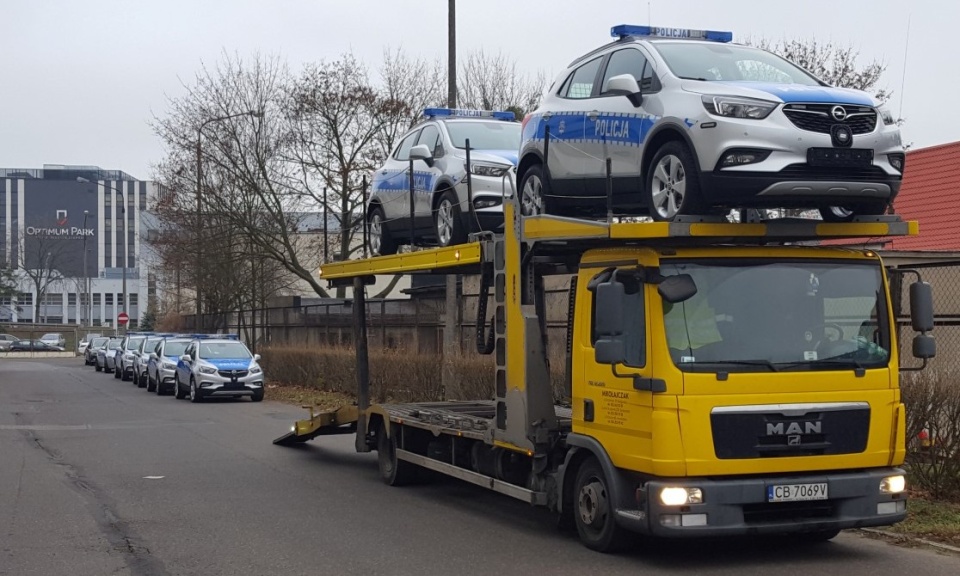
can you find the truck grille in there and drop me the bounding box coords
[782,104,877,135]
[710,404,870,459]
[218,369,249,378]
[743,500,835,524]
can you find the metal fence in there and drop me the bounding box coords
[893,261,960,373]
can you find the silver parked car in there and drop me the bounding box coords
[40,332,66,348]
[518,24,904,222]
[84,337,109,365]
[367,108,520,255]
[97,338,123,373]
[0,333,20,351]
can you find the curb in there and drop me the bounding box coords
[860,527,960,554]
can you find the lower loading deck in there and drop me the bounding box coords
[275,400,573,506]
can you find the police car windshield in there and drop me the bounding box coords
[108,339,123,349]
[445,121,521,151]
[164,341,189,357]
[653,42,821,86]
[199,342,251,359]
[91,337,108,347]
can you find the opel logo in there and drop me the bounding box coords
[831,105,847,121]
[231,370,238,376]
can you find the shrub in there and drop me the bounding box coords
[901,368,960,499]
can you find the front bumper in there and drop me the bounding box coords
[453,177,508,233]
[616,468,906,537]
[195,373,264,397]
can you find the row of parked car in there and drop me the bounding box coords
[0,332,67,352]
[81,331,266,402]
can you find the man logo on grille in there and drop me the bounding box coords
[831,106,847,121]
[787,435,802,446]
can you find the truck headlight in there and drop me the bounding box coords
[199,366,218,375]
[250,365,262,375]
[659,487,703,506]
[702,95,777,119]
[880,475,906,494]
[471,163,509,177]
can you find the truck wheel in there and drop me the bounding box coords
[368,205,398,256]
[434,190,467,247]
[646,141,704,221]
[574,458,631,553]
[377,425,416,486]
[519,164,548,216]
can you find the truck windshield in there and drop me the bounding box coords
[661,259,890,373]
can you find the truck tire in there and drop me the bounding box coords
[798,528,841,542]
[574,457,631,553]
[377,425,417,486]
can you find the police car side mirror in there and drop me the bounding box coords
[179,355,190,363]
[409,144,434,167]
[605,74,643,107]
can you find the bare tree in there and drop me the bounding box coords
[458,49,545,117]
[17,229,69,323]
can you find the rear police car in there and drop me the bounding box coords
[518,25,904,221]
[173,337,265,403]
[367,108,520,255]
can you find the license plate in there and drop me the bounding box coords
[767,483,828,502]
[807,147,873,168]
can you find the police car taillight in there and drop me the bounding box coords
[611,24,732,43]
[423,108,516,121]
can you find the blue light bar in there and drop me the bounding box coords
[423,108,516,121]
[611,24,732,43]
[174,333,238,340]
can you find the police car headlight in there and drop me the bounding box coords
[878,106,896,126]
[471,163,509,177]
[199,366,218,375]
[162,362,177,370]
[250,365,262,375]
[702,95,776,119]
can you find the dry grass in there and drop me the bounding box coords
[901,368,960,500]
[259,345,567,403]
[885,491,960,548]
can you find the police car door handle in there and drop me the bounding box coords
[588,110,600,121]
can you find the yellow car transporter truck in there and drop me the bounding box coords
[275,195,936,552]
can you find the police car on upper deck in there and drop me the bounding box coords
[517,25,905,222]
[367,108,520,255]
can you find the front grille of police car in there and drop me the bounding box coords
[217,369,249,378]
[782,104,877,135]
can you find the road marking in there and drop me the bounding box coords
[143,476,165,480]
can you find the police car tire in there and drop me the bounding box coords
[519,164,551,216]
[95,362,102,372]
[251,390,264,402]
[435,190,467,247]
[146,373,156,392]
[819,201,887,223]
[114,365,121,379]
[646,141,705,221]
[189,379,203,403]
[174,376,186,400]
[369,205,398,256]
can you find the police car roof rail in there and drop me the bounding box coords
[174,333,240,340]
[423,108,516,121]
[610,24,733,43]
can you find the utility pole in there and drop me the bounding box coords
[443,0,461,400]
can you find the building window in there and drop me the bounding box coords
[41,293,63,306]
[130,294,138,307]
[68,292,77,306]
[105,293,113,305]
[94,293,102,306]
[18,293,33,306]
[80,293,89,306]
[117,293,124,306]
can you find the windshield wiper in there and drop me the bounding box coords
[678,359,779,372]
[775,357,868,372]
[678,75,710,81]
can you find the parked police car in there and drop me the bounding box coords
[173,336,264,403]
[518,25,904,222]
[146,335,197,395]
[367,108,520,255]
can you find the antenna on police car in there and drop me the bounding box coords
[898,13,911,120]
[647,2,651,25]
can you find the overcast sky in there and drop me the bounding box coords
[1,0,953,180]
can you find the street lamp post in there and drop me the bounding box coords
[82,210,89,327]
[77,177,128,332]
[195,109,263,330]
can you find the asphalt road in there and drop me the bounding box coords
[2,358,959,576]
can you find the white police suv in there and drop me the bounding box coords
[147,336,193,396]
[518,25,904,222]
[173,337,264,403]
[367,108,520,255]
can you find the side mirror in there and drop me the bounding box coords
[254,354,261,362]
[594,281,625,337]
[658,274,698,304]
[409,144,434,167]
[595,338,626,365]
[179,355,190,363]
[150,352,158,360]
[604,74,643,107]
[910,281,934,332]
[913,334,936,360]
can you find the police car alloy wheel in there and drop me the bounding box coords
[647,141,704,221]
[435,190,466,247]
[368,205,398,256]
[520,165,546,216]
